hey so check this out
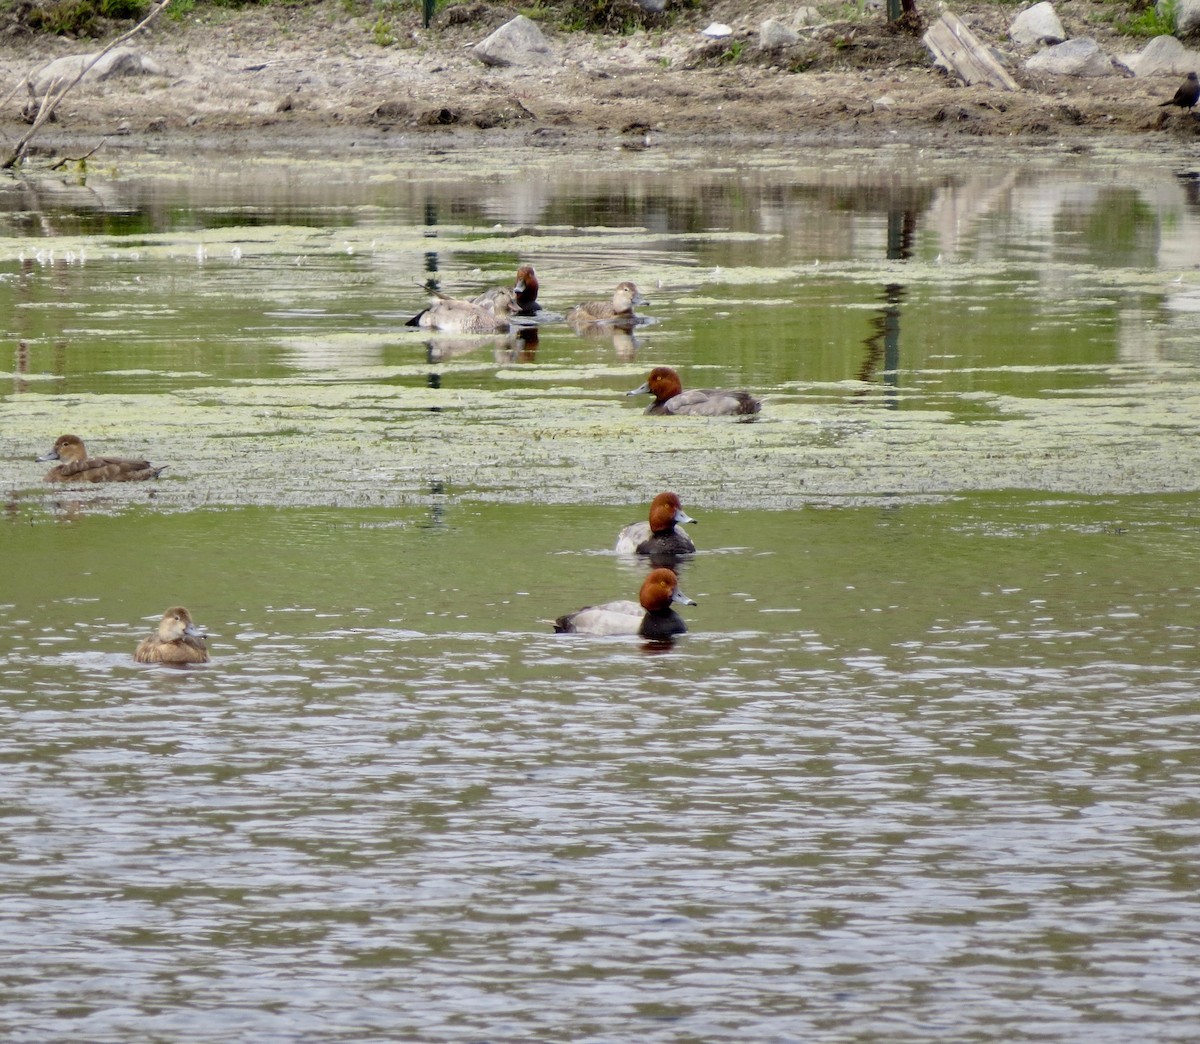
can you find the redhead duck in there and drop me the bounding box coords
[134,606,210,665]
[407,287,515,333]
[554,567,695,640]
[39,434,166,483]
[473,263,540,316]
[628,366,761,417]
[615,491,697,556]
[566,281,648,325]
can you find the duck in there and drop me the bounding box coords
[406,286,515,333]
[38,434,167,483]
[554,567,695,640]
[474,263,540,316]
[615,491,697,556]
[566,281,648,325]
[134,606,210,665]
[628,366,761,417]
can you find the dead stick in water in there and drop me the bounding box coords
[2,0,171,170]
[48,137,110,170]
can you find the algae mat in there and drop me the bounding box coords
[3,143,1200,513]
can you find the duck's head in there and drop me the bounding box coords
[648,491,695,533]
[157,606,206,642]
[628,366,682,402]
[38,433,86,463]
[613,281,648,312]
[639,568,696,612]
[513,264,539,308]
[483,286,517,317]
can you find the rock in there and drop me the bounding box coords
[702,22,733,38]
[472,15,555,68]
[760,18,800,50]
[1164,0,1200,35]
[29,47,164,97]
[420,106,461,126]
[1121,34,1200,76]
[1009,2,1065,48]
[371,99,411,124]
[633,0,666,12]
[1025,37,1117,76]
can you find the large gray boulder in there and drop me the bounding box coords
[760,18,800,50]
[472,15,556,68]
[1025,37,1117,76]
[1162,0,1200,35]
[29,47,164,97]
[1010,2,1065,48]
[1121,34,1200,76]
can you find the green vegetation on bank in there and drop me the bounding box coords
[0,0,1182,42]
[0,0,702,38]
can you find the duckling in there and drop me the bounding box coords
[554,568,695,641]
[566,281,648,325]
[39,434,166,483]
[407,286,515,333]
[134,606,210,665]
[628,366,761,417]
[615,491,697,557]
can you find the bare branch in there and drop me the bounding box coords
[2,0,171,170]
[48,137,110,170]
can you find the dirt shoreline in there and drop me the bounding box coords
[1,1,1198,158]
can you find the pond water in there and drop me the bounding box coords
[1,140,1199,1042]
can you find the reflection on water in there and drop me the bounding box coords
[1,497,1199,1041]
[2,145,1200,1040]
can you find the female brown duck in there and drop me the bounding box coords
[407,287,516,334]
[566,281,648,325]
[39,434,167,483]
[135,606,210,665]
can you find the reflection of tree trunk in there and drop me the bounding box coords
[857,283,905,408]
[422,202,440,293]
[887,207,917,261]
[857,208,914,404]
[13,339,29,395]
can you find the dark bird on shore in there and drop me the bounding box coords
[1160,72,1199,111]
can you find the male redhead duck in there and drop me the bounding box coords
[554,567,696,640]
[615,491,697,556]
[566,281,648,325]
[628,366,761,417]
[135,606,210,665]
[39,434,166,483]
[474,263,540,316]
[407,286,515,333]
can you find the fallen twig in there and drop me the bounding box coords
[48,137,110,170]
[2,0,171,170]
